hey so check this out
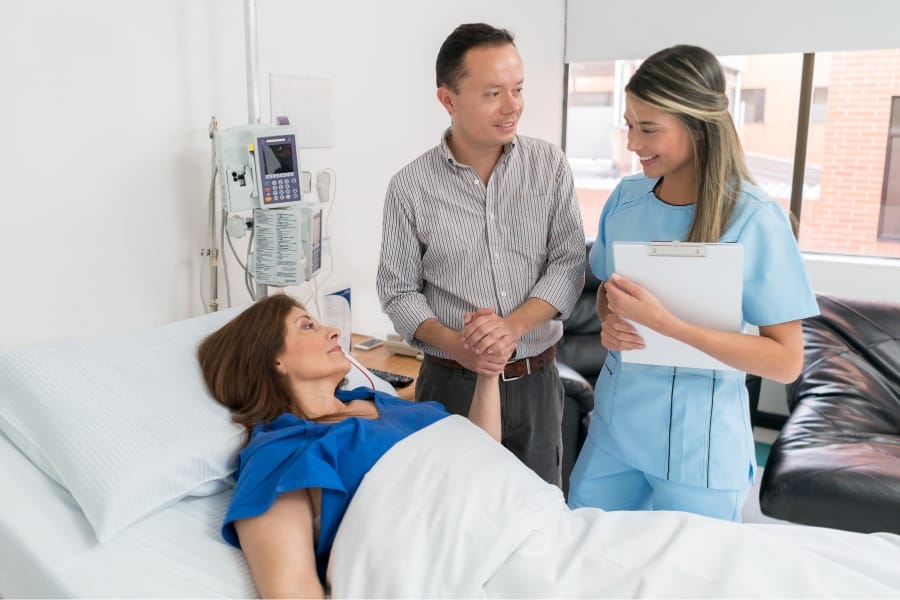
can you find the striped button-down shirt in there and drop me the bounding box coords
[377,130,585,359]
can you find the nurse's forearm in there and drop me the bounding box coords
[661,318,804,384]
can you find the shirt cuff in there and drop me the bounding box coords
[530,274,583,321]
[384,295,437,346]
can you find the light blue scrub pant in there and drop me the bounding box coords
[567,443,749,522]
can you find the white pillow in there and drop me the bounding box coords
[0,304,395,542]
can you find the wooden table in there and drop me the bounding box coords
[350,333,422,401]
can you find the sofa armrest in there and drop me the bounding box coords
[558,361,594,413]
[759,293,900,534]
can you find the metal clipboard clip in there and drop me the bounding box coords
[647,241,707,257]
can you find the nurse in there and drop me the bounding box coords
[567,45,819,521]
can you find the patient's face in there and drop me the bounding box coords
[275,307,350,383]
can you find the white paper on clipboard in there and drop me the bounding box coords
[612,241,744,370]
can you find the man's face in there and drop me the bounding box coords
[438,43,525,152]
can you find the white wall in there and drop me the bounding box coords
[0,0,566,349]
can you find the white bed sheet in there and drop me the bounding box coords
[332,416,900,598]
[0,430,256,598]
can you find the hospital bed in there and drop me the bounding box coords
[0,429,253,597]
[2,305,900,598]
[0,304,392,598]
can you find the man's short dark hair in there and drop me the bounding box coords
[436,23,515,91]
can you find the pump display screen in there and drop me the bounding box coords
[258,133,301,206]
[262,141,295,175]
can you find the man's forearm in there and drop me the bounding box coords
[417,316,512,374]
[504,297,560,340]
[413,318,459,356]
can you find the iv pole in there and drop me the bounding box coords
[204,0,265,311]
[244,0,268,299]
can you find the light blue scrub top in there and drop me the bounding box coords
[588,174,819,489]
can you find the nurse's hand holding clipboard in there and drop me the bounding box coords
[599,272,676,353]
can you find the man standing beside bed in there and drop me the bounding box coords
[377,22,585,486]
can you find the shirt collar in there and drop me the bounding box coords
[645,176,661,196]
[439,126,518,168]
[335,386,376,401]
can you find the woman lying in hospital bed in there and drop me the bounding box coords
[199,294,900,599]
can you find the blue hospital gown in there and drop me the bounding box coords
[222,387,448,582]
[573,174,819,492]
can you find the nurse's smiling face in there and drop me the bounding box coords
[624,92,695,189]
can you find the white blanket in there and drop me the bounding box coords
[329,416,900,598]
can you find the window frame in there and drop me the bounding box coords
[562,51,900,258]
[877,96,900,241]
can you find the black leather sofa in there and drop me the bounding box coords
[557,243,607,390]
[759,294,900,534]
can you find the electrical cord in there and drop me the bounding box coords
[225,223,249,272]
[346,352,377,390]
[201,118,219,314]
[219,206,232,308]
[199,260,208,314]
[319,167,337,285]
[244,227,256,300]
[302,167,337,315]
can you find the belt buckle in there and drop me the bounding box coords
[501,357,530,382]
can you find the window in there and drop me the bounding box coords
[879,97,900,240]
[564,59,632,232]
[564,49,900,259]
[720,54,803,221]
[570,91,613,107]
[810,87,828,124]
[740,89,766,124]
[799,49,900,256]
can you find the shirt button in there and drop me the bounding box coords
[500,291,507,297]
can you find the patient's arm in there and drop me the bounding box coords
[461,309,501,441]
[469,373,501,442]
[235,488,324,599]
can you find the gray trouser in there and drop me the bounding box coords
[415,355,565,487]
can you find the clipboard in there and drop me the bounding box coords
[612,241,744,371]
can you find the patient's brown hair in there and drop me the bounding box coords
[198,294,300,441]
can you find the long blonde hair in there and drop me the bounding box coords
[626,45,754,243]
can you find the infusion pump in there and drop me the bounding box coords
[214,123,321,285]
[215,124,302,212]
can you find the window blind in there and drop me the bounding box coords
[565,0,900,62]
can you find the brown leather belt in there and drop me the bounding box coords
[426,346,556,382]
